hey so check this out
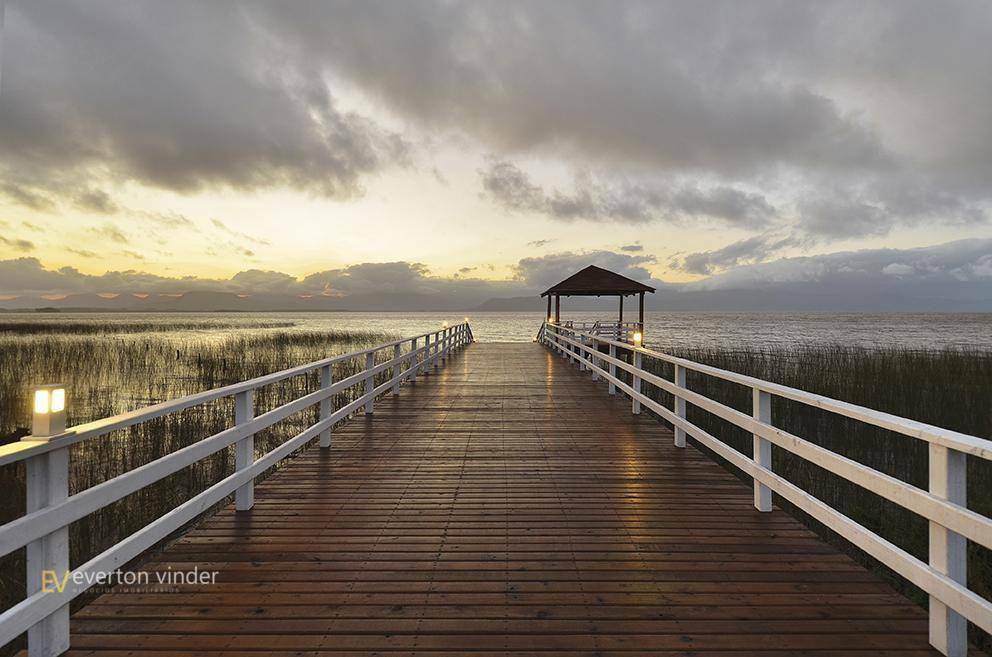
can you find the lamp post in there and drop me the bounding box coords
[25,384,71,656]
[32,384,67,437]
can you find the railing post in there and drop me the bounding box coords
[234,389,254,511]
[929,444,967,656]
[25,384,70,657]
[364,351,375,415]
[319,364,333,448]
[674,364,686,447]
[433,332,440,370]
[752,388,772,512]
[392,344,402,395]
[632,350,642,413]
[408,337,418,381]
[591,338,599,381]
[421,333,431,375]
[608,344,617,395]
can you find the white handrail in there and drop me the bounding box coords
[0,324,470,467]
[0,322,474,654]
[540,321,991,656]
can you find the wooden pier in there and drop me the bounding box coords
[62,343,955,655]
[3,319,989,657]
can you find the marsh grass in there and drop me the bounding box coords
[0,320,295,335]
[0,326,402,653]
[622,344,991,650]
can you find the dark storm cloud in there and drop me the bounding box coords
[0,1,409,210]
[1,1,990,241]
[481,160,776,227]
[257,2,891,175]
[255,0,991,236]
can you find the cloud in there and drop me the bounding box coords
[89,223,128,244]
[74,189,118,214]
[620,244,643,252]
[690,238,992,291]
[514,250,658,290]
[0,236,35,252]
[2,2,989,242]
[67,248,98,258]
[0,2,410,211]
[262,1,989,237]
[526,239,553,248]
[675,233,801,275]
[260,2,892,176]
[210,219,271,246]
[798,180,989,239]
[481,160,777,227]
[0,239,990,310]
[1,184,55,212]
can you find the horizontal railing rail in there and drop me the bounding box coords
[0,322,474,656]
[540,321,991,657]
[558,320,641,344]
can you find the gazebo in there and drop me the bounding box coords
[541,265,656,338]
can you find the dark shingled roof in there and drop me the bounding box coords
[540,265,656,297]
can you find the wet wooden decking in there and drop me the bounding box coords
[66,342,947,655]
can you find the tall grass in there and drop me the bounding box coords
[0,320,295,335]
[628,344,991,651]
[0,326,401,654]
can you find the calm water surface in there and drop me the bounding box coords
[2,311,991,350]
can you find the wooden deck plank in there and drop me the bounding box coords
[62,342,951,655]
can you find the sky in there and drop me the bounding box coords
[0,1,990,307]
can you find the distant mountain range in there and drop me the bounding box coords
[2,284,989,313]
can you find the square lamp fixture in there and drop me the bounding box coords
[632,332,643,347]
[31,384,66,438]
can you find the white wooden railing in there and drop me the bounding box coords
[0,322,473,656]
[541,321,991,657]
[560,320,641,342]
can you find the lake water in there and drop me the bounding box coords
[2,311,991,350]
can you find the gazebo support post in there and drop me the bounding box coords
[638,292,644,334]
[554,295,560,323]
[618,295,623,324]
[546,295,552,321]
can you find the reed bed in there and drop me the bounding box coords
[0,326,402,651]
[0,320,295,335]
[627,344,991,651]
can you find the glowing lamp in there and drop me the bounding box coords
[632,332,643,347]
[442,321,449,329]
[464,317,469,323]
[31,384,66,438]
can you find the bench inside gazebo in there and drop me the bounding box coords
[541,265,656,343]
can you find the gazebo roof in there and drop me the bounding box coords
[540,265,656,297]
